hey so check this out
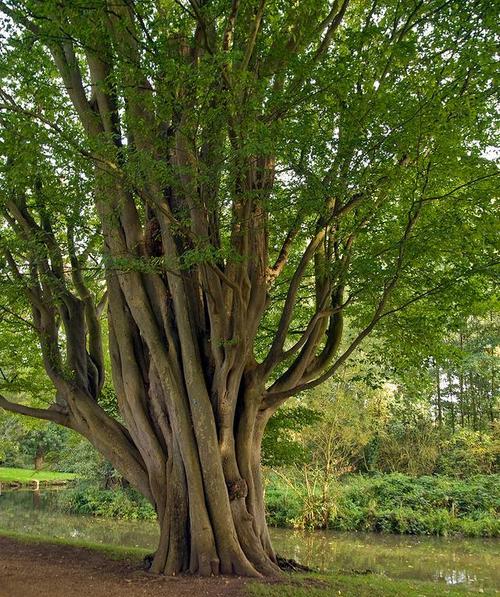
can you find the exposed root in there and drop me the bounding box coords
[276,555,316,573]
[143,553,155,571]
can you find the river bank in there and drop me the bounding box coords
[0,466,76,489]
[0,489,498,593]
[0,535,495,597]
[43,472,500,537]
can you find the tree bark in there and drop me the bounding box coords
[148,451,279,577]
[122,381,279,577]
[34,448,44,471]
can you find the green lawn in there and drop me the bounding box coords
[0,466,77,484]
[248,572,496,597]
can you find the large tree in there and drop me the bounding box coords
[0,0,497,577]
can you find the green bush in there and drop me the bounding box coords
[264,472,500,537]
[436,429,499,477]
[57,485,156,521]
[265,476,302,526]
[54,470,499,537]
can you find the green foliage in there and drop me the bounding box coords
[283,336,500,479]
[0,413,69,469]
[262,405,319,466]
[97,385,120,421]
[0,412,24,466]
[265,473,500,537]
[437,428,500,477]
[0,303,53,401]
[57,485,155,521]
[264,475,303,528]
[56,436,122,489]
[20,423,68,467]
[369,419,442,476]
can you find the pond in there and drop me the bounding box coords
[0,489,498,593]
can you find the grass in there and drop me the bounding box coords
[248,572,497,597]
[0,466,77,484]
[0,528,149,560]
[0,529,493,595]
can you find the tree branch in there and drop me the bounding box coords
[0,394,69,426]
[313,0,350,61]
[241,0,266,71]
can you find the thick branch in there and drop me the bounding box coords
[0,394,68,426]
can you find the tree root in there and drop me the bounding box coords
[276,555,316,573]
[143,553,155,571]
[145,551,314,576]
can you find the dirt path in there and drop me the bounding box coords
[0,537,247,597]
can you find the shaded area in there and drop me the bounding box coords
[0,537,245,597]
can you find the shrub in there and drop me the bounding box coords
[264,471,500,537]
[57,485,156,521]
[373,423,441,476]
[265,473,302,526]
[436,429,499,477]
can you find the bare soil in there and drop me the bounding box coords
[0,537,247,597]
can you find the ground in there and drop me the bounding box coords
[0,537,246,597]
[0,535,494,597]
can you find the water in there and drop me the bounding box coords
[0,490,498,593]
[270,527,499,590]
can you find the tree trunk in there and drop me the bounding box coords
[34,448,44,471]
[93,166,284,576]
[436,365,442,427]
[135,392,279,577]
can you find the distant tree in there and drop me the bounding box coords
[0,410,23,465]
[437,426,499,477]
[0,0,497,576]
[437,313,499,430]
[20,422,67,470]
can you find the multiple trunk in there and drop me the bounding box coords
[100,175,284,575]
[102,223,278,575]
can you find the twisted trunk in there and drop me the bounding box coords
[105,260,278,576]
[111,348,277,576]
[143,405,278,577]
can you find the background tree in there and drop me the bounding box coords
[435,313,499,430]
[0,0,498,577]
[20,422,68,470]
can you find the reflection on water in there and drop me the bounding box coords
[0,490,159,550]
[0,490,498,593]
[269,527,500,592]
